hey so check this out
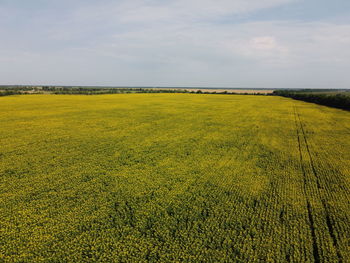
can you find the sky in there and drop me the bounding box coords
[1,0,350,88]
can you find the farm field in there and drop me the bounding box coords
[0,94,349,262]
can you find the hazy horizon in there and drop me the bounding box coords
[1,0,350,89]
[1,85,349,90]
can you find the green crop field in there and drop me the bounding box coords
[1,94,349,262]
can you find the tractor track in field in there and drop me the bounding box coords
[294,106,343,263]
[295,111,321,190]
[293,107,320,262]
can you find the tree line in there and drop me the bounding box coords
[0,86,272,96]
[273,90,350,110]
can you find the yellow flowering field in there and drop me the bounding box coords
[0,94,349,262]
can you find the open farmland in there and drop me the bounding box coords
[0,94,349,262]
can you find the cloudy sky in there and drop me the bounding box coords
[1,0,350,88]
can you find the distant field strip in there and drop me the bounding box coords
[0,94,349,262]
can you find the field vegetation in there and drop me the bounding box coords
[1,94,349,262]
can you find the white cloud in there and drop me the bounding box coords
[65,0,297,26]
[250,37,279,50]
